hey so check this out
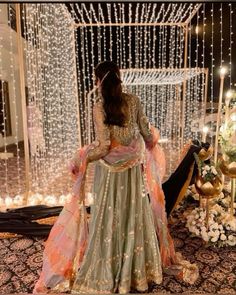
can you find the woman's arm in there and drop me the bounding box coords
[70,101,110,178]
[87,101,111,162]
[137,97,156,147]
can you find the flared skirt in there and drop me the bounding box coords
[72,161,162,294]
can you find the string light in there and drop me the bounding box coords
[121,3,127,69]
[219,67,227,77]
[229,3,233,89]
[220,4,223,68]
[70,3,206,177]
[9,5,21,194]
[210,4,214,144]
[0,5,9,198]
[107,3,113,60]
[23,4,79,197]
[2,3,230,206]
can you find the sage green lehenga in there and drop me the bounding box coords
[72,164,162,293]
[71,93,163,293]
[34,91,198,294]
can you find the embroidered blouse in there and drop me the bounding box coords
[87,92,152,162]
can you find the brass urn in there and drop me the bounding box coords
[195,174,223,197]
[219,157,236,216]
[195,173,223,229]
[219,157,236,179]
[198,146,214,162]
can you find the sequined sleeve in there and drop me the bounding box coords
[87,101,111,162]
[137,97,153,143]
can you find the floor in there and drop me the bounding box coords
[0,214,235,294]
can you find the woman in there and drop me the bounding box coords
[34,61,198,294]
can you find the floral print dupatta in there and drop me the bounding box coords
[33,127,198,294]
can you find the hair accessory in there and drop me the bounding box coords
[100,71,111,84]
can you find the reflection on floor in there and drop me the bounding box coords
[0,142,73,199]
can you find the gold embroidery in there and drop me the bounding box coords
[87,101,111,162]
[71,269,162,294]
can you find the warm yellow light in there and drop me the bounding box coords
[220,67,227,76]
[225,90,234,106]
[226,90,233,99]
[195,26,199,34]
[231,113,236,122]
[158,138,169,143]
[202,126,209,134]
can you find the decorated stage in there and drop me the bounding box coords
[0,2,236,294]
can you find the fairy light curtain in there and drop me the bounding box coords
[22,4,79,198]
[0,4,24,205]
[122,68,206,145]
[1,3,235,205]
[70,2,206,175]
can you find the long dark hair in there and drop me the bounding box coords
[95,61,127,127]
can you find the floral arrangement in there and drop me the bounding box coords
[200,164,218,182]
[186,194,236,247]
[193,152,219,182]
[219,121,236,162]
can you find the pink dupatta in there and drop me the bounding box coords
[33,128,198,293]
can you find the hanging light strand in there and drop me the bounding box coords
[210,3,214,143]
[229,3,233,89]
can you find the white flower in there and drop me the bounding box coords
[188,226,194,233]
[200,211,206,218]
[212,204,224,213]
[198,218,204,224]
[205,165,210,171]
[218,192,225,199]
[228,220,236,231]
[210,223,219,230]
[202,232,209,242]
[218,224,223,230]
[227,237,236,246]
[211,236,219,242]
[195,229,200,236]
[186,191,236,246]
[186,188,192,195]
[192,193,199,201]
[211,210,218,216]
[220,234,227,241]
[200,226,207,233]
[211,167,218,175]
[202,171,207,177]
[208,220,215,226]
[208,231,216,237]
[214,230,220,237]
[228,235,234,241]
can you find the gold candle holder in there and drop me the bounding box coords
[195,174,223,230]
[219,157,236,216]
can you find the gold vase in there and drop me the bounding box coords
[219,157,236,216]
[195,174,223,229]
[198,146,214,161]
[219,158,236,178]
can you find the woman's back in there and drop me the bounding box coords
[96,92,152,147]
